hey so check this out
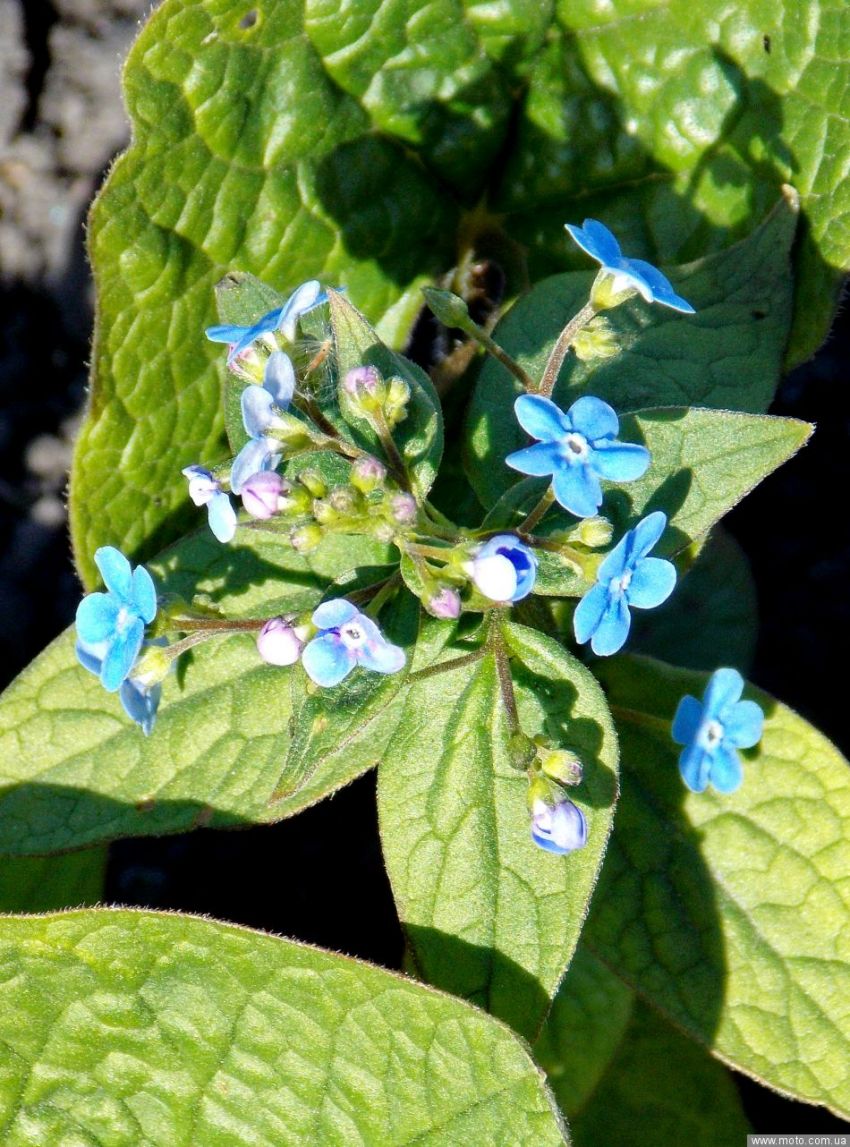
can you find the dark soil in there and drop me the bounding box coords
[1,0,847,1133]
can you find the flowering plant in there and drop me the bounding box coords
[0,2,848,1141]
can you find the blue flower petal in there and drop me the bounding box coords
[627,511,668,563]
[589,594,632,656]
[708,745,743,793]
[505,442,561,478]
[592,441,651,481]
[514,394,569,443]
[207,492,238,543]
[263,351,296,408]
[567,395,619,442]
[94,546,133,600]
[573,583,610,646]
[357,638,406,674]
[100,618,144,692]
[626,556,676,610]
[277,280,323,341]
[474,535,538,601]
[703,667,744,719]
[76,593,120,644]
[565,219,622,267]
[678,740,712,793]
[230,438,276,494]
[205,323,249,345]
[242,384,278,437]
[131,565,157,624]
[312,598,358,630]
[552,464,603,518]
[723,699,764,749]
[626,259,695,314]
[227,309,282,362]
[672,694,703,745]
[76,638,107,677]
[596,532,631,583]
[119,678,161,736]
[302,633,356,687]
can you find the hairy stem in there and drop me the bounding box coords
[536,301,597,397]
[517,486,555,534]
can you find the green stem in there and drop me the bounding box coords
[406,650,484,684]
[462,322,535,391]
[365,573,401,618]
[170,616,268,633]
[372,409,410,490]
[405,541,456,563]
[517,486,555,534]
[487,614,520,736]
[536,301,597,397]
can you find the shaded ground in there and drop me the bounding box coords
[0,0,847,1133]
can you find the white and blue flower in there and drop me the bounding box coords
[573,511,676,656]
[468,534,538,603]
[506,394,650,518]
[672,668,764,794]
[230,351,297,494]
[181,465,238,543]
[531,797,587,855]
[74,547,158,692]
[76,639,162,735]
[301,600,406,687]
[205,280,327,364]
[566,219,695,314]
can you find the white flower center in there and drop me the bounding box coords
[609,570,632,595]
[339,622,367,649]
[699,719,724,750]
[115,606,132,632]
[561,432,589,462]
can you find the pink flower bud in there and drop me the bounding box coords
[389,492,417,524]
[427,588,461,620]
[342,365,382,397]
[350,456,387,492]
[241,471,287,519]
[257,617,303,666]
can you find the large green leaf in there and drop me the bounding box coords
[0,527,421,857]
[466,195,799,507]
[587,654,850,1119]
[535,946,750,1145]
[378,622,618,1041]
[0,909,568,1145]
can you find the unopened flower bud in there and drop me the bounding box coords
[575,516,614,548]
[540,748,583,787]
[257,617,304,666]
[350,456,387,493]
[343,365,383,399]
[329,486,361,514]
[312,499,339,525]
[426,587,461,620]
[297,469,327,498]
[241,471,288,519]
[290,523,323,553]
[268,411,314,450]
[385,377,411,427]
[130,645,171,688]
[371,521,395,543]
[278,484,312,515]
[590,268,635,312]
[573,319,618,362]
[509,731,536,771]
[388,492,417,525]
[531,797,587,855]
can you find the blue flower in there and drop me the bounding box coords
[205,280,327,364]
[182,466,238,543]
[672,668,764,794]
[229,352,297,494]
[75,547,158,692]
[468,534,538,602]
[531,798,587,855]
[506,394,651,518]
[302,599,406,687]
[77,639,162,735]
[565,220,695,314]
[573,511,676,656]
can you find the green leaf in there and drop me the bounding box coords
[328,291,444,499]
[630,527,758,673]
[533,945,634,1116]
[570,999,750,1145]
[0,909,568,1145]
[378,622,618,1041]
[587,654,850,1119]
[466,194,799,508]
[0,527,419,857]
[480,408,809,588]
[0,850,106,914]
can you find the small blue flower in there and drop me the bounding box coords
[566,220,695,314]
[468,534,538,603]
[531,798,587,855]
[302,599,406,687]
[75,547,158,692]
[229,352,296,494]
[573,511,676,656]
[77,639,162,735]
[205,281,327,364]
[182,466,238,543]
[672,668,764,794]
[506,394,651,518]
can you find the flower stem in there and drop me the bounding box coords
[406,649,484,683]
[517,486,555,534]
[365,572,401,618]
[463,323,536,391]
[487,614,520,736]
[372,409,410,490]
[536,301,597,397]
[170,616,268,633]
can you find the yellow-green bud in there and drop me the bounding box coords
[509,731,536,771]
[290,523,323,553]
[540,748,583,787]
[573,318,618,362]
[526,775,554,811]
[574,516,614,548]
[297,469,327,498]
[590,269,634,312]
[329,486,361,514]
[350,456,387,494]
[312,499,339,525]
[268,412,315,451]
[130,645,171,688]
[385,377,410,428]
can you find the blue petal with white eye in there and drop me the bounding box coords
[302,633,355,687]
[567,395,620,442]
[723,700,764,749]
[95,546,133,601]
[671,667,764,795]
[312,599,358,630]
[101,618,144,692]
[76,593,120,644]
[552,464,603,518]
[242,384,279,437]
[505,442,562,478]
[514,394,569,443]
[357,637,406,675]
[671,694,703,744]
[592,441,651,481]
[625,556,677,610]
